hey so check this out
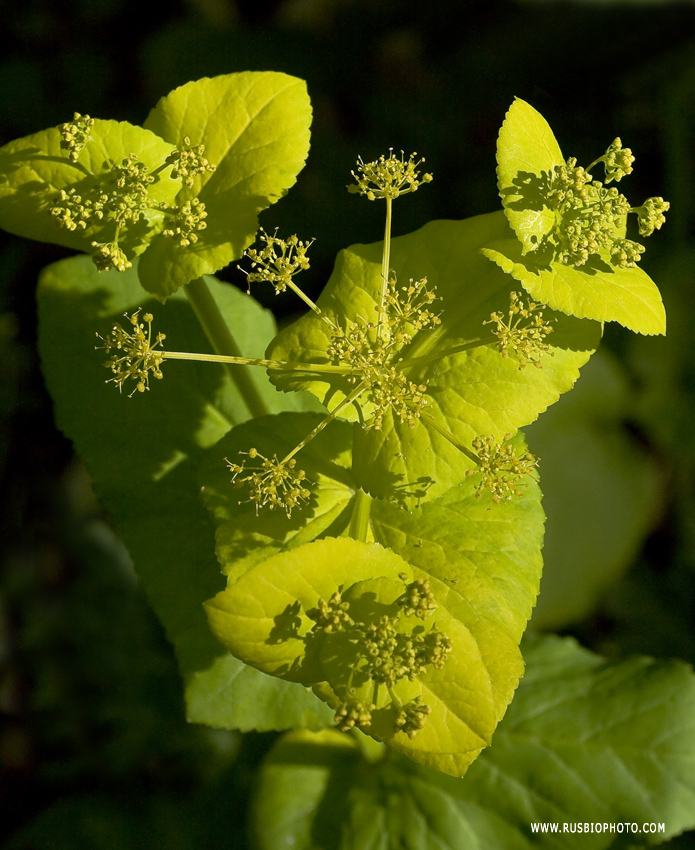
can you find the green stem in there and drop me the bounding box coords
[150,161,173,180]
[161,350,353,375]
[280,382,367,465]
[376,197,393,340]
[184,276,270,419]
[397,335,497,369]
[344,668,356,697]
[284,279,324,318]
[284,280,340,333]
[419,412,480,465]
[348,488,372,542]
[387,683,402,709]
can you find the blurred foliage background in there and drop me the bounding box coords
[1,0,695,846]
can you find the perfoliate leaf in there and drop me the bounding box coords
[201,413,545,776]
[268,212,600,505]
[250,636,695,849]
[0,119,179,259]
[483,239,666,336]
[495,98,666,335]
[37,254,329,732]
[205,537,498,775]
[140,71,312,297]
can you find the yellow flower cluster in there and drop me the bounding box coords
[348,150,433,201]
[226,449,311,518]
[467,434,538,502]
[165,136,216,187]
[307,578,452,739]
[485,291,555,369]
[96,310,166,395]
[244,230,314,294]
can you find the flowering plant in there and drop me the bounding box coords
[2,73,694,847]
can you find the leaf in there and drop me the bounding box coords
[139,71,312,297]
[37,254,329,732]
[205,539,410,680]
[455,635,695,846]
[0,119,180,259]
[370,463,544,737]
[494,98,666,335]
[199,412,356,583]
[201,414,545,776]
[205,537,498,775]
[249,730,379,850]
[268,211,600,504]
[185,653,332,732]
[483,239,666,336]
[250,636,695,849]
[496,96,564,254]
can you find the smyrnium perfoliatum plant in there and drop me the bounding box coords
[3,74,695,847]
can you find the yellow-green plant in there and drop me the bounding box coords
[3,75,695,847]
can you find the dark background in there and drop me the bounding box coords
[2,0,695,846]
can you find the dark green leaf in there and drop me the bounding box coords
[37,254,329,731]
[250,636,695,848]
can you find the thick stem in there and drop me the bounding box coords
[348,488,372,543]
[185,276,271,419]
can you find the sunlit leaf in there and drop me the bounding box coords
[0,119,179,259]
[494,98,665,335]
[268,212,600,504]
[140,72,312,296]
[202,415,544,776]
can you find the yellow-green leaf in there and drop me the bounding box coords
[483,239,666,335]
[140,72,312,297]
[268,212,600,505]
[205,537,500,775]
[496,97,564,254]
[494,98,666,335]
[0,119,179,259]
